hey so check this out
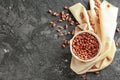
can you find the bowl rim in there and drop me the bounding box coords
[70,31,102,62]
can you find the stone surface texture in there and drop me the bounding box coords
[0,0,120,80]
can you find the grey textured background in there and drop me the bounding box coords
[0,0,120,80]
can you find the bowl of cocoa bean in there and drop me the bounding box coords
[70,31,102,62]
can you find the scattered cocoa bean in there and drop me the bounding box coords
[58,33,64,37]
[65,24,68,29]
[67,32,71,35]
[81,74,86,79]
[115,41,119,47]
[56,29,61,32]
[72,30,75,35]
[64,6,68,10]
[48,9,52,13]
[95,71,100,75]
[116,28,120,32]
[58,19,63,22]
[62,44,66,48]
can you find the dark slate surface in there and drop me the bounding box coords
[0,0,120,80]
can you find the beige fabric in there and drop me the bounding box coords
[69,0,118,74]
[69,3,93,31]
[89,0,101,39]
